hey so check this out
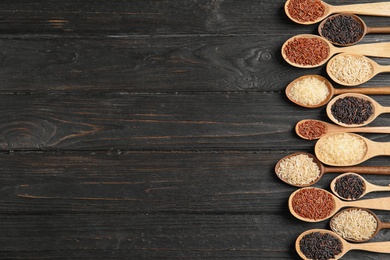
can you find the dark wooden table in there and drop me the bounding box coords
[2,1,390,259]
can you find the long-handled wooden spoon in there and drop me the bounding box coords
[326,93,390,127]
[330,208,390,242]
[281,34,390,68]
[285,0,390,25]
[285,75,390,108]
[295,119,390,140]
[319,13,390,46]
[289,187,390,222]
[330,172,390,200]
[327,53,390,86]
[275,152,390,187]
[315,132,390,166]
[296,229,390,259]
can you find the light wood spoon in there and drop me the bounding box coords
[315,132,390,166]
[330,208,390,242]
[319,13,390,46]
[331,172,390,200]
[285,0,390,25]
[295,119,390,140]
[281,34,390,68]
[289,187,390,222]
[275,152,390,188]
[326,93,390,127]
[296,229,390,259]
[286,75,390,108]
[327,53,390,86]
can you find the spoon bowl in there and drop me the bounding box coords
[285,0,390,25]
[285,75,333,108]
[289,187,390,222]
[286,75,390,108]
[319,13,390,46]
[295,119,390,140]
[275,152,390,187]
[281,34,390,68]
[326,93,390,127]
[327,53,390,86]
[331,172,390,200]
[296,229,390,259]
[315,132,390,166]
[330,208,390,242]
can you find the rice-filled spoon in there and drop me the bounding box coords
[315,132,390,166]
[330,208,390,242]
[331,172,390,200]
[285,0,390,25]
[275,152,390,187]
[296,228,390,259]
[289,187,390,222]
[326,53,390,86]
[281,34,390,68]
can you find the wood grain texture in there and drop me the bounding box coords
[0,0,312,35]
[0,213,322,259]
[0,92,312,150]
[0,36,293,92]
[1,152,295,213]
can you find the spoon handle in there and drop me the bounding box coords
[342,42,390,58]
[380,106,390,114]
[349,197,390,211]
[331,2,390,17]
[334,87,390,95]
[377,65,390,74]
[366,26,390,34]
[324,166,390,174]
[350,241,390,254]
[379,221,390,230]
[369,141,390,157]
[368,183,390,192]
[348,126,390,135]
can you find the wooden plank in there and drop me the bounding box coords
[0,213,320,259]
[1,152,296,213]
[3,151,390,213]
[0,0,313,35]
[0,92,307,151]
[1,35,390,93]
[0,35,312,92]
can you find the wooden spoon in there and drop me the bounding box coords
[275,152,390,188]
[318,13,390,46]
[315,132,390,166]
[285,75,390,108]
[296,229,390,259]
[326,93,390,127]
[331,172,390,200]
[289,187,390,222]
[281,34,390,68]
[330,208,390,242]
[295,119,390,140]
[327,53,390,86]
[285,0,390,25]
